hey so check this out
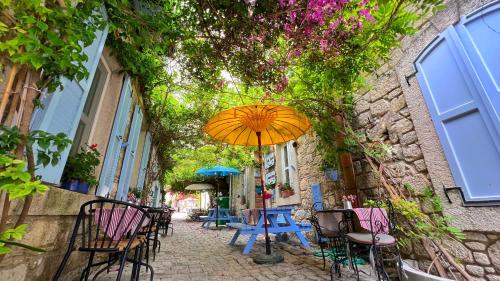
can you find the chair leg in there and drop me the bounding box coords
[91,256,120,281]
[145,238,150,272]
[80,251,95,281]
[136,243,144,281]
[130,247,140,281]
[116,252,128,281]
[320,245,326,270]
[52,248,73,281]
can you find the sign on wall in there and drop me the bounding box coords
[264,153,275,169]
[265,170,276,185]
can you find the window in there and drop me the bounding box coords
[281,141,297,188]
[70,60,109,154]
[415,2,500,202]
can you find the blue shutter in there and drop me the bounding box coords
[31,18,108,184]
[96,76,133,197]
[415,4,500,202]
[311,183,323,210]
[454,3,500,133]
[136,132,152,191]
[116,105,143,201]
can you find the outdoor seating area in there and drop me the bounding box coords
[1,1,499,281]
[52,199,175,281]
[310,201,401,281]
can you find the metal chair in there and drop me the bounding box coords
[157,208,173,236]
[346,199,401,281]
[310,209,350,281]
[138,207,162,263]
[52,199,151,281]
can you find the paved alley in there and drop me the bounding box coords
[98,215,374,281]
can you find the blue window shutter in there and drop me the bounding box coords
[136,132,152,191]
[31,21,108,184]
[311,183,323,210]
[454,3,500,134]
[415,8,500,201]
[116,105,143,201]
[96,76,133,197]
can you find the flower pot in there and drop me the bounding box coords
[62,180,79,192]
[77,181,90,194]
[280,189,294,198]
[343,200,353,209]
[325,168,338,181]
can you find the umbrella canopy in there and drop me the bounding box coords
[203,104,310,260]
[196,166,241,177]
[185,183,214,191]
[204,104,311,146]
[195,166,241,228]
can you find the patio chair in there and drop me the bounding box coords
[309,210,349,276]
[157,208,173,236]
[52,199,151,281]
[346,199,401,281]
[138,207,163,264]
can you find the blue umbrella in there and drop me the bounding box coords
[196,166,241,227]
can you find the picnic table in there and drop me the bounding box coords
[227,207,312,255]
[201,208,236,229]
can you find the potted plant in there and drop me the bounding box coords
[278,182,295,198]
[265,183,276,190]
[342,194,357,209]
[61,144,100,194]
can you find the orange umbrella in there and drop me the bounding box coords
[204,104,311,259]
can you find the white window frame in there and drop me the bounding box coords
[70,57,111,154]
[281,141,297,189]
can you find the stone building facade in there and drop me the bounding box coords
[349,0,500,279]
[0,44,162,280]
[229,0,500,279]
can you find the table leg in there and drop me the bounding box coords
[229,230,241,246]
[283,212,310,248]
[243,234,258,255]
[294,231,310,248]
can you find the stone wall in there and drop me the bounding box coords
[295,131,342,211]
[0,187,97,281]
[349,0,500,279]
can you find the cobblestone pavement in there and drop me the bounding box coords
[98,215,374,281]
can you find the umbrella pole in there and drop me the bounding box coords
[216,177,219,228]
[257,132,271,255]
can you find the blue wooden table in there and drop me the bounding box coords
[228,207,312,255]
[201,208,233,229]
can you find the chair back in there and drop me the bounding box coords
[369,199,396,236]
[67,199,149,252]
[310,211,344,238]
[141,206,163,235]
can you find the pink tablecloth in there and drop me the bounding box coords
[353,208,389,234]
[243,209,260,225]
[94,207,148,240]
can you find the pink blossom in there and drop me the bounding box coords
[359,0,369,6]
[319,39,328,51]
[303,26,313,35]
[359,8,374,21]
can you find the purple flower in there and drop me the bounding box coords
[319,39,328,51]
[359,0,369,6]
[359,8,374,21]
